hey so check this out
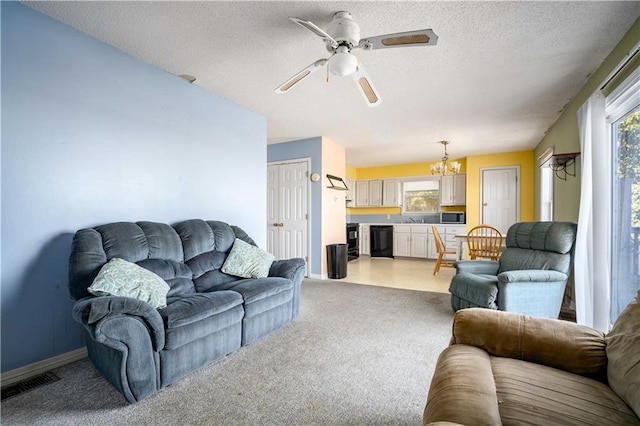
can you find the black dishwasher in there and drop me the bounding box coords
[370,225,394,258]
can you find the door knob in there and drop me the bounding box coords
[483,203,488,206]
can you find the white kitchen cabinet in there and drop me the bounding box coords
[410,228,429,258]
[393,225,429,258]
[382,180,401,207]
[354,180,383,207]
[369,180,383,206]
[427,225,466,260]
[393,225,412,257]
[355,181,370,206]
[359,224,370,256]
[353,179,398,207]
[345,178,355,206]
[440,174,466,206]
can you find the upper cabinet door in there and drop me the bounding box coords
[369,180,383,206]
[355,181,370,206]
[441,174,466,206]
[382,180,400,207]
[440,175,454,205]
[453,174,466,205]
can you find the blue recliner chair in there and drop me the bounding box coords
[448,221,577,318]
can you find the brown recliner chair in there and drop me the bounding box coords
[423,292,640,425]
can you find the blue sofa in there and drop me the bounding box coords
[68,219,305,403]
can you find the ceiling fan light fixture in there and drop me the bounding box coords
[329,50,357,76]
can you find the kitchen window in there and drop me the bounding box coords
[401,178,440,214]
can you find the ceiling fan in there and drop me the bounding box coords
[275,11,438,107]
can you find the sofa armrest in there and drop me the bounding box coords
[423,345,502,426]
[498,269,567,283]
[450,308,607,379]
[269,258,306,282]
[269,258,306,319]
[454,260,499,275]
[72,296,165,351]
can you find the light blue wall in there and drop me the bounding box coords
[267,138,323,276]
[1,2,267,372]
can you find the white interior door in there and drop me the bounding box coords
[267,161,309,264]
[481,167,519,234]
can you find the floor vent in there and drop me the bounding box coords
[1,372,61,401]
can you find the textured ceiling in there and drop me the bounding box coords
[23,1,640,167]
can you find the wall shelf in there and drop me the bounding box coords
[548,152,580,180]
[326,174,348,190]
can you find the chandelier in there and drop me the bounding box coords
[430,140,461,175]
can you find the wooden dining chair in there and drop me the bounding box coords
[432,226,456,274]
[466,225,504,261]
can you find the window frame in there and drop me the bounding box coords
[606,65,640,325]
[399,176,442,215]
[538,147,555,221]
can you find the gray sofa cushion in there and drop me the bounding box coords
[505,222,576,254]
[137,221,184,261]
[225,277,294,318]
[96,222,150,263]
[189,251,240,292]
[499,222,576,274]
[161,291,244,350]
[138,258,195,299]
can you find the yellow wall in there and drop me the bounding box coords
[465,150,535,228]
[346,159,467,216]
[346,151,535,228]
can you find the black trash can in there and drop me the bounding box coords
[326,243,348,279]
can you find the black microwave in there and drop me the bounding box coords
[441,211,465,224]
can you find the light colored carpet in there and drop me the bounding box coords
[2,279,454,425]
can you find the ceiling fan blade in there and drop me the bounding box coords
[352,64,382,107]
[275,59,328,94]
[290,17,338,49]
[358,29,438,50]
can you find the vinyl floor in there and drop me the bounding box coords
[337,255,454,293]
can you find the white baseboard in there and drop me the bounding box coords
[1,347,88,388]
[308,273,327,280]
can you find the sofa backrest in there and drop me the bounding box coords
[69,219,256,301]
[498,222,577,274]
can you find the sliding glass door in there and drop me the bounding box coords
[610,102,640,323]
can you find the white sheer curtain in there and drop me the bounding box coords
[575,93,610,332]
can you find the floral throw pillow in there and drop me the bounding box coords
[88,258,170,309]
[222,238,275,279]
